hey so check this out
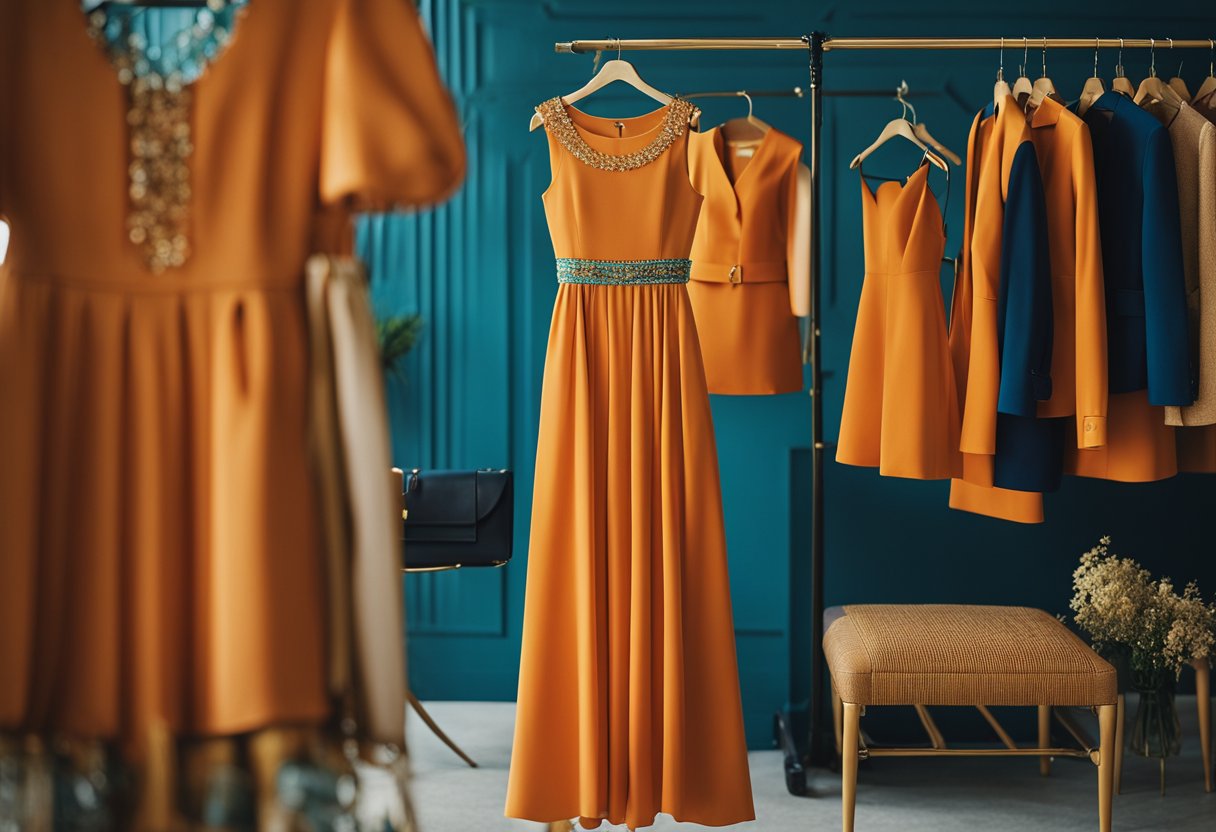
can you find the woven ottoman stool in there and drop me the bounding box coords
[823,604,1118,832]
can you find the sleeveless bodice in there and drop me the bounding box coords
[537,98,703,262]
[860,163,945,277]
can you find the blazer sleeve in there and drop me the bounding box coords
[948,110,985,413]
[1141,126,1193,406]
[1071,122,1108,447]
[996,140,1054,417]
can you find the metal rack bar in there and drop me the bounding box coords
[558,36,1216,53]
[552,30,1215,797]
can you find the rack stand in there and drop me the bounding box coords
[552,33,1216,797]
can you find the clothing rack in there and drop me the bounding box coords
[681,87,805,98]
[553,33,1216,797]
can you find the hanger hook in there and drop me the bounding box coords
[1210,38,1215,76]
[1041,36,1048,78]
[1094,37,1100,78]
[616,37,622,62]
[740,90,754,120]
[998,36,1005,81]
[1150,37,1157,78]
[1117,37,1125,78]
[1022,37,1028,76]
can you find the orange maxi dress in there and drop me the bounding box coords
[506,98,754,830]
[836,162,961,479]
[0,0,464,824]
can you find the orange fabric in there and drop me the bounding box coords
[948,98,1044,524]
[836,164,961,479]
[506,101,754,830]
[0,0,463,763]
[1026,98,1108,448]
[1066,391,1178,481]
[687,127,803,394]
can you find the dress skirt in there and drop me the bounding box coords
[506,282,755,830]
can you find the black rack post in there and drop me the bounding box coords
[805,30,831,774]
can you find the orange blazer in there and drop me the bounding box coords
[948,97,1046,524]
[1026,98,1108,448]
[687,127,804,395]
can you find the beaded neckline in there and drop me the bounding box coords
[536,97,699,173]
[82,0,252,273]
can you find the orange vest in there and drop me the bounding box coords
[687,127,804,395]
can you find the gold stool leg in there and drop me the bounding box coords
[832,686,844,757]
[1038,705,1051,777]
[1097,704,1116,832]
[1114,694,1125,795]
[1195,659,1212,793]
[841,703,861,832]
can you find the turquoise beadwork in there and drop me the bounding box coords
[556,257,692,286]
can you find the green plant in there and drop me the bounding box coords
[376,314,425,382]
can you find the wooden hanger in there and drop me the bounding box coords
[719,91,771,142]
[849,116,949,173]
[529,40,672,131]
[1165,40,1192,100]
[1011,39,1034,107]
[1112,38,1136,97]
[1195,39,1216,102]
[896,81,961,165]
[1027,37,1058,108]
[1134,38,1183,106]
[1077,37,1107,115]
[994,37,1013,109]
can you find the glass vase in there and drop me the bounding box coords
[1129,669,1182,760]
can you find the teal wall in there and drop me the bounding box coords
[360,0,1216,747]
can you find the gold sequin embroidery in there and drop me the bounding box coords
[535,97,699,172]
[86,2,248,273]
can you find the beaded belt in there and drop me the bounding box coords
[556,257,692,286]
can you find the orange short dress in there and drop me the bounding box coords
[506,97,754,830]
[687,127,805,395]
[836,162,961,479]
[0,0,463,825]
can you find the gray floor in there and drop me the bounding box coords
[405,699,1215,831]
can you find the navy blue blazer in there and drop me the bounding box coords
[967,103,1063,493]
[1072,92,1193,405]
[993,139,1065,493]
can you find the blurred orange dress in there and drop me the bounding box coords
[0,0,463,813]
[506,98,754,830]
[836,162,961,479]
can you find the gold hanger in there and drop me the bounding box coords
[1112,38,1136,96]
[993,36,1013,108]
[719,91,772,142]
[1077,37,1107,115]
[849,89,949,174]
[1134,37,1182,106]
[1194,38,1216,102]
[1166,39,1192,99]
[1028,36,1057,108]
[898,81,961,165]
[1011,38,1034,106]
[529,38,674,131]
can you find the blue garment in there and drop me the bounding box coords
[1070,92,1193,405]
[997,142,1054,415]
[992,133,1063,493]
